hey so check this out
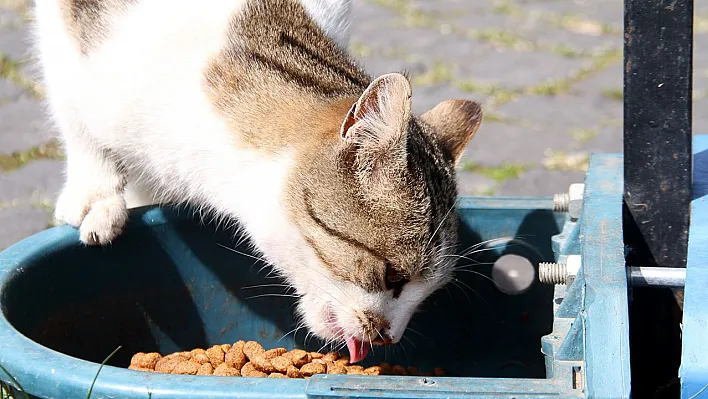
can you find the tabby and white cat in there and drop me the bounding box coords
[31,0,483,362]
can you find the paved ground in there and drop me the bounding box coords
[0,0,707,249]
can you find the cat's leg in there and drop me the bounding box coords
[52,106,128,245]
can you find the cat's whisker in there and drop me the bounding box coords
[397,340,411,366]
[313,293,355,318]
[318,337,334,353]
[456,244,522,259]
[278,322,305,342]
[244,293,300,300]
[424,202,457,252]
[451,280,472,305]
[452,268,497,285]
[286,259,356,303]
[457,236,524,255]
[443,285,454,301]
[217,243,269,263]
[453,278,491,308]
[405,326,428,339]
[401,334,417,349]
[241,283,292,290]
[232,231,252,249]
[441,253,492,262]
[304,331,315,347]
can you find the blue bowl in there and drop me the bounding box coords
[0,199,563,399]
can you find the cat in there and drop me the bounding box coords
[31,0,483,363]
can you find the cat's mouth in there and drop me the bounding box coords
[325,309,371,363]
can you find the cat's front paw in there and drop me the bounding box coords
[55,189,128,246]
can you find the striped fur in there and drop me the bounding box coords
[32,0,483,361]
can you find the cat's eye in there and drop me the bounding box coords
[385,261,408,291]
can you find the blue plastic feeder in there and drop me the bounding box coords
[0,151,629,399]
[3,0,707,396]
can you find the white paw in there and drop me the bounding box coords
[54,188,128,246]
[54,188,90,228]
[78,196,128,245]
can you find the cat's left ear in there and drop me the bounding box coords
[339,73,412,186]
[340,73,412,142]
[420,99,483,165]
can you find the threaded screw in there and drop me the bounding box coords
[539,262,567,284]
[553,193,570,212]
[539,255,581,285]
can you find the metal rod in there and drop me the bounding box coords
[628,266,686,289]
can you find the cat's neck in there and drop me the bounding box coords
[203,0,371,155]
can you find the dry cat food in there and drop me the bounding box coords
[128,340,446,378]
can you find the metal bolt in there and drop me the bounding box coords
[539,255,581,285]
[539,260,686,288]
[553,192,570,212]
[553,183,585,220]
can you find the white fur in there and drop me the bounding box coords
[31,0,445,353]
[300,0,353,48]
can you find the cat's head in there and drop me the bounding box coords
[284,72,482,362]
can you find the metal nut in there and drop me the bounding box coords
[568,183,585,220]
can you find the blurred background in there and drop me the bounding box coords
[0,0,706,249]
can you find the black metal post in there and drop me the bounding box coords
[623,0,693,269]
[623,1,693,397]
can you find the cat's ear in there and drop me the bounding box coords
[340,73,412,141]
[421,99,483,165]
[339,73,412,186]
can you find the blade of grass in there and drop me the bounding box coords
[0,362,29,399]
[1,381,11,399]
[86,345,121,399]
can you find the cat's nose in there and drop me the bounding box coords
[372,331,394,345]
[361,310,393,344]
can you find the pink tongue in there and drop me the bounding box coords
[345,336,370,363]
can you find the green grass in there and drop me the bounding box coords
[0,362,28,399]
[0,53,23,83]
[0,345,124,399]
[570,128,598,143]
[456,80,519,105]
[600,118,623,128]
[349,41,372,58]
[695,14,708,33]
[482,112,509,123]
[0,52,43,98]
[412,61,454,86]
[86,346,122,399]
[475,187,498,196]
[0,0,31,13]
[468,29,534,51]
[527,48,622,96]
[602,88,624,101]
[0,140,65,172]
[369,0,437,29]
[547,14,619,36]
[547,45,586,58]
[369,0,595,57]
[491,0,620,35]
[441,47,621,108]
[461,162,530,182]
[542,150,590,172]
